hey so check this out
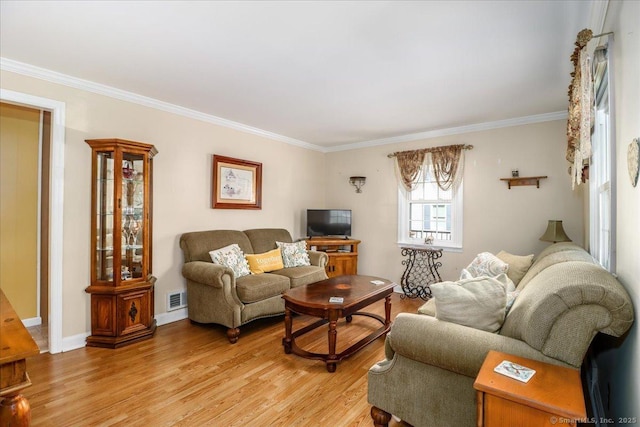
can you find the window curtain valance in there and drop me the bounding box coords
[389,144,472,192]
[567,28,594,188]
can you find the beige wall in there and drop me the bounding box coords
[325,120,583,283]
[0,102,39,319]
[0,70,326,338]
[595,0,640,419]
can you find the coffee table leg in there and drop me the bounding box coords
[283,306,292,354]
[327,319,338,372]
[384,295,392,328]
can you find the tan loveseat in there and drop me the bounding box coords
[180,228,328,343]
[368,242,634,427]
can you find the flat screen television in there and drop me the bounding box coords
[306,209,352,238]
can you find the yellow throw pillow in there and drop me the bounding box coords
[245,248,284,274]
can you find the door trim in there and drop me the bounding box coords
[1,88,65,354]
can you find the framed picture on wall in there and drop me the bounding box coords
[212,155,262,209]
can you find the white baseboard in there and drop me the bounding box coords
[59,310,188,353]
[22,316,42,328]
[155,308,188,326]
[62,332,89,352]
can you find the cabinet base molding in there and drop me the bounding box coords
[86,320,157,349]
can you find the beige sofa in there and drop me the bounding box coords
[180,228,328,343]
[368,242,634,427]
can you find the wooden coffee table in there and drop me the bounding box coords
[282,275,395,372]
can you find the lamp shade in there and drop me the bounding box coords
[539,220,572,243]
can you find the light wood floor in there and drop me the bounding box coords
[24,293,422,426]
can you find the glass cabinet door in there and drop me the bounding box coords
[121,152,145,281]
[95,150,115,282]
[93,147,148,284]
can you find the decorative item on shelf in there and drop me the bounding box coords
[628,137,639,187]
[349,176,366,193]
[539,220,572,243]
[122,160,135,179]
[511,169,519,178]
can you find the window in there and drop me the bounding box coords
[398,164,463,249]
[589,43,616,272]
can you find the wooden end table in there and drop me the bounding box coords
[0,290,40,426]
[282,275,394,373]
[474,350,586,427]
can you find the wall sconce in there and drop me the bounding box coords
[349,176,366,193]
[539,220,572,243]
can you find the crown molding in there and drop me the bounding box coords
[2,57,568,154]
[324,111,568,153]
[0,57,323,152]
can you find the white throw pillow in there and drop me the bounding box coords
[464,252,509,278]
[493,272,516,293]
[209,244,251,278]
[276,241,310,268]
[431,276,507,333]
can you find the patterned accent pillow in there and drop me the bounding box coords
[245,248,284,274]
[276,241,311,268]
[209,244,251,278]
[464,252,509,279]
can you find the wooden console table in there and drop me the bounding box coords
[0,289,40,426]
[305,238,360,278]
[399,246,443,300]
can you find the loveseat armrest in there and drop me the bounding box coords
[384,313,572,378]
[307,250,328,268]
[182,261,233,288]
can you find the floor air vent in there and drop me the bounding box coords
[167,291,187,311]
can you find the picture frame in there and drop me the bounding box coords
[212,155,262,209]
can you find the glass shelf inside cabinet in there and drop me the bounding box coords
[121,154,145,281]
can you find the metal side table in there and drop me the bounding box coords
[399,246,443,300]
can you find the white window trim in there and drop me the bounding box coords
[588,38,616,273]
[397,181,463,252]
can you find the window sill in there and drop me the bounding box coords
[397,242,462,253]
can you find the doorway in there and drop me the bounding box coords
[0,88,65,354]
[0,102,49,350]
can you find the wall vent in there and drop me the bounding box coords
[167,291,187,311]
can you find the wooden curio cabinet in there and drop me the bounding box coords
[85,138,157,348]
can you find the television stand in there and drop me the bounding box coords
[305,237,360,278]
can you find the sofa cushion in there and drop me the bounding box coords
[235,273,290,304]
[276,241,311,268]
[180,229,254,262]
[271,265,327,288]
[417,299,436,316]
[496,251,534,285]
[517,247,596,290]
[431,276,507,333]
[245,248,284,274]
[209,244,251,278]
[244,228,293,254]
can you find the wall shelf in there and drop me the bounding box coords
[500,176,547,189]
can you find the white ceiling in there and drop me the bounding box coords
[0,1,596,150]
